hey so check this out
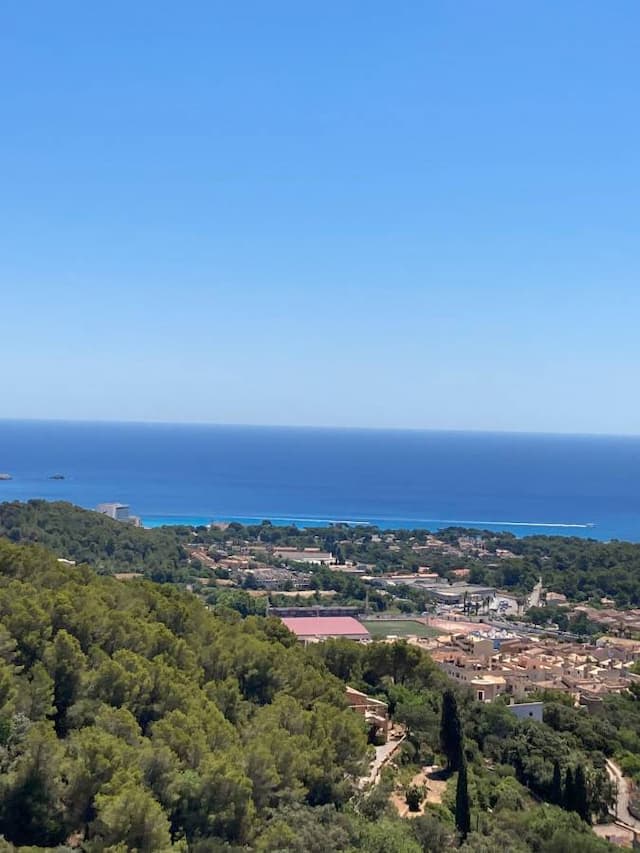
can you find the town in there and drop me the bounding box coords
[175,521,640,716]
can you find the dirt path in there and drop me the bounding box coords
[358,731,405,788]
[391,765,448,818]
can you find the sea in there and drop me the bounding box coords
[1,420,640,542]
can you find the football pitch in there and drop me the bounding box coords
[361,619,440,639]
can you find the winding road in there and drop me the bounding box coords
[605,758,640,831]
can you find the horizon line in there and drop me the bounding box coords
[1,416,640,440]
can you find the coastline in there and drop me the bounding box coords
[141,513,603,540]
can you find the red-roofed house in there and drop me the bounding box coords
[281,616,370,642]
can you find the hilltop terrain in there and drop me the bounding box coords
[0,515,625,851]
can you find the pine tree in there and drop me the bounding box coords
[455,756,471,840]
[551,759,563,806]
[574,764,590,823]
[440,689,463,772]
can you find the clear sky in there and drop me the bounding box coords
[2,2,639,433]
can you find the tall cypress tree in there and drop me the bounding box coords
[455,755,471,840]
[564,766,575,813]
[440,689,463,772]
[551,759,563,806]
[574,764,590,823]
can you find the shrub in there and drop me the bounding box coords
[406,785,424,812]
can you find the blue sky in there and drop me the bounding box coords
[2,2,639,433]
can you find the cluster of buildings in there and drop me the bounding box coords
[270,546,335,565]
[191,527,640,718]
[224,541,335,566]
[189,546,314,591]
[188,539,345,593]
[574,605,640,637]
[409,533,513,561]
[189,526,521,601]
[426,630,640,708]
[369,573,502,611]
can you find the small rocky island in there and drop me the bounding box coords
[49,474,65,480]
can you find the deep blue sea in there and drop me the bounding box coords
[1,420,640,541]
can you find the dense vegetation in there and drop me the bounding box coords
[0,538,368,851]
[193,520,475,575]
[315,639,615,828]
[452,531,640,607]
[5,502,640,608]
[0,533,619,852]
[0,501,191,581]
[483,533,640,606]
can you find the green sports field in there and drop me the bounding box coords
[361,619,439,639]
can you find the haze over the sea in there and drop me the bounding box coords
[1,419,640,541]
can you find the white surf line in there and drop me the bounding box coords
[414,519,594,528]
[145,514,595,530]
[267,517,372,526]
[265,515,595,529]
[235,515,595,529]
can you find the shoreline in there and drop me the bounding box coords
[141,513,606,540]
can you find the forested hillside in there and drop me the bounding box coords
[487,534,640,605]
[0,538,369,851]
[0,536,619,852]
[5,501,640,606]
[0,501,190,581]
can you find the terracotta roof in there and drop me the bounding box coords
[281,616,370,638]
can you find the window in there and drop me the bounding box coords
[477,690,485,701]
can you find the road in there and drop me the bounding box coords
[528,579,544,609]
[606,758,640,831]
[358,734,405,788]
